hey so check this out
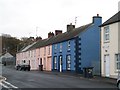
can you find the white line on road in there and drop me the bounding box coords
[2,80,18,88]
[0,82,9,88]
[0,80,18,89]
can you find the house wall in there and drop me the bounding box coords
[16,51,30,66]
[101,22,119,78]
[52,39,76,72]
[0,36,2,56]
[118,22,120,53]
[36,45,52,71]
[78,17,102,75]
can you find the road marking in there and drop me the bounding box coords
[0,80,18,89]
[2,80,18,88]
[0,82,9,88]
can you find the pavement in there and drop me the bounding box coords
[40,71,117,85]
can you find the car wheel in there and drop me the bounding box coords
[118,82,120,90]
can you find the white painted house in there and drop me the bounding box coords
[100,11,120,78]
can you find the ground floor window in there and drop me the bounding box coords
[53,56,57,70]
[66,55,71,70]
[115,54,120,70]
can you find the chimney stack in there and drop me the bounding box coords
[67,23,75,32]
[92,14,102,24]
[55,30,62,35]
[48,32,54,38]
[36,36,42,41]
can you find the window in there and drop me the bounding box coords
[54,44,57,53]
[39,48,40,56]
[44,47,46,56]
[104,26,110,42]
[28,51,30,57]
[115,54,120,70]
[66,55,71,70]
[34,50,36,57]
[67,40,70,51]
[23,60,26,63]
[60,43,62,52]
[53,56,57,70]
[48,46,50,55]
[30,51,32,57]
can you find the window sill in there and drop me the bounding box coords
[59,51,62,53]
[66,70,71,71]
[104,41,110,43]
[67,50,70,52]
[115,70,120,73]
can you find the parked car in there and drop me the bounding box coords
[15,64,21,70]
[117,72,120,89]
[15,64,30,71]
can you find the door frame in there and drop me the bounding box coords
[104,54,110,77]
[59,55,63,72]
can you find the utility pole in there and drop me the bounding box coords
[36,27,38,38]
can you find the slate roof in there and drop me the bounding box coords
[28,23,93,51]
[100,11,120,27]
[17,42,37,53]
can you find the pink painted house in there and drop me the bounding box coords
[35,45,52,71]
[16,42,36,70]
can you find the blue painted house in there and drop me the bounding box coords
[52,14,102,75]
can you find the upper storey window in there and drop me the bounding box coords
[104,26,110,42]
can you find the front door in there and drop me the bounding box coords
[59,56,62,72]
[104,55,110,77]
[44,58,46,70]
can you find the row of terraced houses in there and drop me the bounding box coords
[16,11,120,79]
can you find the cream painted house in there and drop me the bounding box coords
[100,11,120,78]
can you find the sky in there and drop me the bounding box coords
[0,0,120,39]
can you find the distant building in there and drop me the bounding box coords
[0,52,15,65]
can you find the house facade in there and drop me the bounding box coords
[101,11,120,78]
[16,42,36,69]
[35,45,52,71]
[52,39,76,72]
[52,15,102,75]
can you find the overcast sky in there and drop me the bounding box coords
[0,0,120,39]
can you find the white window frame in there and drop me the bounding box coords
[115,54,120,71]
[60,43,62,52]
[54,44,57,52]
[34,49,36,57]
[39,48,40,56]
[67,40,70,51]
[104,26,110,42]
[48,46,50,55]
[44,47,46,56]
[66,55,71,70]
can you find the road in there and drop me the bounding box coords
[1,66,117,89]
